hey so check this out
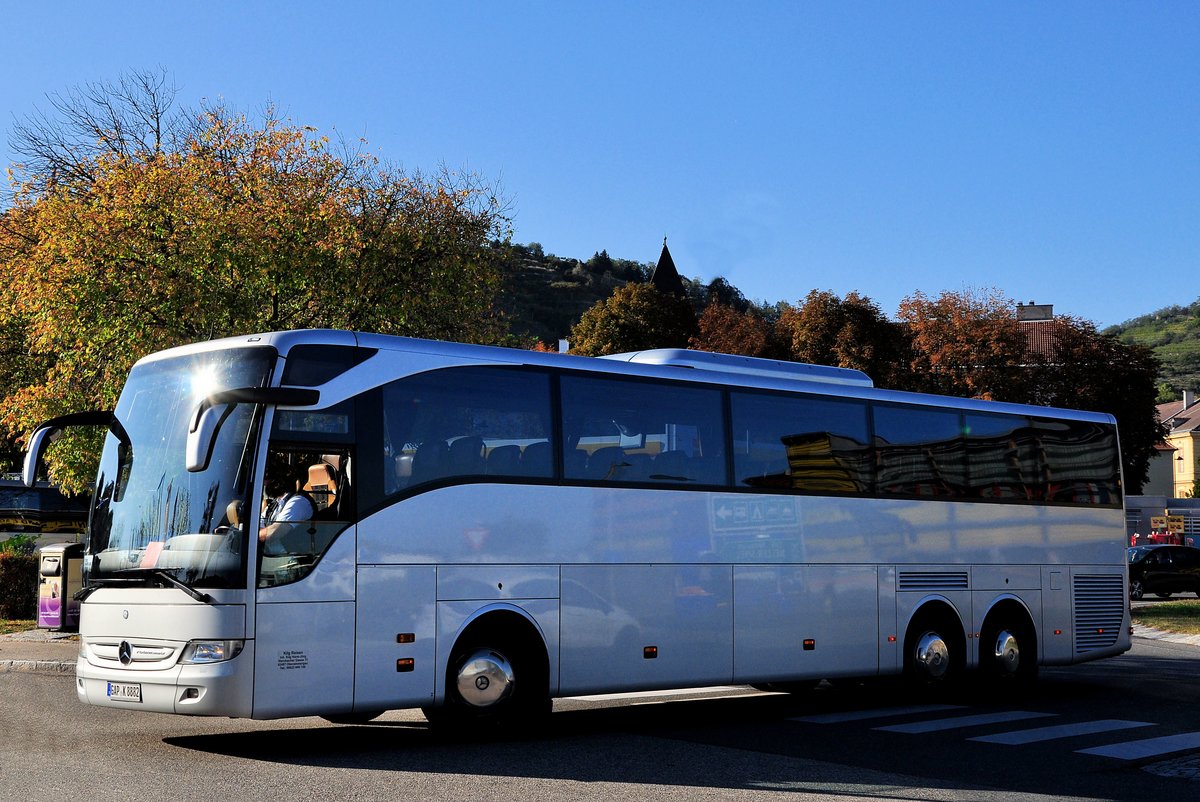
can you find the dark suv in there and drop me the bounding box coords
[1128,545,1200,600]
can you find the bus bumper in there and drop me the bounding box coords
[75,641,255,717]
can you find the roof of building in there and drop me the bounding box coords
[1158,399,1200,434]
[1021,318,1064,360]
[649,240,686,298]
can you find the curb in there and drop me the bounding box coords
[1131,624,1200,647]
[0,659,75,676]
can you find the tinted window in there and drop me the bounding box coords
[1171,547,1200,567]
[380,366,554,494]
[561,375,726,485]
[281,345,376,386]
[965,414,1121,505]
[874,406,966,497]
[1032,418,1121,505]
[731,392,870,493]
[965,414,1032,500]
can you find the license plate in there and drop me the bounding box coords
[106,681,142,702]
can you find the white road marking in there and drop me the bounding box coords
[970,719,1155,745]
[875,710,1055,734]
[791,704,966,724]
[1076,732,1200,760]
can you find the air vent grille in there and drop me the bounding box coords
[1073,574,1125,653]
[898,571,969,592]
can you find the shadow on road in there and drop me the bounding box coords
[161,677,1174,800]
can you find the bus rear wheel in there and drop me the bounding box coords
[979,614,1037,688]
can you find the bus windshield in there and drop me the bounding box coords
[86,346,275,590]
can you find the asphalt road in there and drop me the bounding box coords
[3,637,1199,801]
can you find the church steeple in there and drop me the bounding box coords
[650,237,686,298]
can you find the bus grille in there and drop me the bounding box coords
[898,571,969,591]
[1073,574,1125,653]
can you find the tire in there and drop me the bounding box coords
[904,609,964,689]
[1130,579,1144,601]
[1154,592,1173,599]
[978,613,1038,689]
[425,631,550,732]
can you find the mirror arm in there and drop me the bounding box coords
[22,411,114,487]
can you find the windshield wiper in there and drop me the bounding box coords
[147,569,214,603]
[95,569,215,603]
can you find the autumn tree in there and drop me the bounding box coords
[897,289,1164,493]
[775,290,910,387]
[896,288,1030,399]
[569,282,697,356]
[690,303,786,359]
[0,71,511,491]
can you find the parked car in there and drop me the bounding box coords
[1128,544,1200,600]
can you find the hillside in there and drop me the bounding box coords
[498,242,1199,398]
[1106,299,1200,395]
[495,243,654,344]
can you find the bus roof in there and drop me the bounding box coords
[134,329,1117,426]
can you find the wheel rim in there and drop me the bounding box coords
[455,648,515,708]
[1130,580,1143,600]
[914,631,950,680]
[992,629,1020,675]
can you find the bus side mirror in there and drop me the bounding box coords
[22,410,115,487]
[186,387,321,473]
[187,404,233,473]
[23,425,58,487]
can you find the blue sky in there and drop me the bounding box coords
[3,2,1197,328]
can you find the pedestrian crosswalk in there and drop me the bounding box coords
[789,702,1200,762]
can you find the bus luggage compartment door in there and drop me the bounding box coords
[354,565,437,710]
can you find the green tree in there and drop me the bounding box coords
[1,71,510,492]
[569,283,697,356]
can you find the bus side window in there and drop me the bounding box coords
[380,366,555,496]
[560,375,726,486]
[873,405,966,498]
[730,391,871,494]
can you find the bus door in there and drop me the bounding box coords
[252,446,359,718]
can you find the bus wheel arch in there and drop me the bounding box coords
[978,598,1038,686]
[426,608,551,728]
[903,600,966,686]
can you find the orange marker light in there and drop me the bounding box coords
[643,646,658,659]
[396,658,414,672]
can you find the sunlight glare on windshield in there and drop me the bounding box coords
[189,364,220,400]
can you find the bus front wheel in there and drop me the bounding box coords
[425,629,550,730]
[904,609,964,688]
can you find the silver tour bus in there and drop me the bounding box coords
[23,330,1130,723]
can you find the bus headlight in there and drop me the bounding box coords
[180,640,245,664]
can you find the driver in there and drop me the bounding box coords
[259,453,315,554]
